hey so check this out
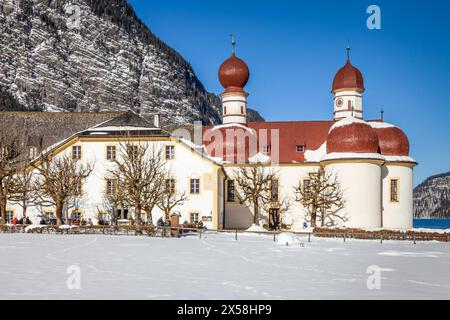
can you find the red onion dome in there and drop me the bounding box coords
[332,58,365,93]
[369,122,410,156]
[218,54,250,92]
[327,118,379,154]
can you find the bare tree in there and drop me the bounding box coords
[157,173,188,221]
[0,133,24,224]
[294,167,346,228]
[102,173,129,225]
[110,142,166,225]
[234,164,277,226]
[9,169,39,218]
[33,154,94,225]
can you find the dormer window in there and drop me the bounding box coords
[296,145,305,153]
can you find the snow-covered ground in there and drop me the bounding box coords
[0,232,449,300]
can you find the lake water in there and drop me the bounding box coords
[413,219,450,229]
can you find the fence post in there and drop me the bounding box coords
[308,233,311,243]
[413,236,416,245]
[273,233,276,242]
[235,230,238,241]
[380,234,383,244]
[199,229,202,239]
[343,233,346,243]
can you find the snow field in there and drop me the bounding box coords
[0,232,449,299]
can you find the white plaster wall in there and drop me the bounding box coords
[325,162,382,228]
[222,92,247,124]
[223,165,320,230]
[334,90,363,119]
[382,164,414,229]
[7,138,221,228]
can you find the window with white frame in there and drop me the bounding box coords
[165,179,175,193]
[165,145,175,160]
[190,178,200,194]
[72,146,82,160]
[296,145,305,153]
[106,179,117,195]
[127,145,139,159]
[190,212,199,224]
[106,146,117,161]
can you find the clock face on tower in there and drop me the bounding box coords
[335,98,344,108]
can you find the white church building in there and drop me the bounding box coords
[4,47,416,230]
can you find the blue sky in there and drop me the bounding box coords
[129,0,450,186]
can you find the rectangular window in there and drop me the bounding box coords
[74,180,83,196]
[227,180,235,202]
[5,210,14,223]
[71,211,81,223]
[165,179,175,193]
[106,146,117,161]
[165,145,175,160]
[127,145,139,159]
[390,179,399,202]
[106,179,117,195]
[190,212,199,224]
[72,146,82,160]
[271,179,279,202]
[190,178,200,194]
[45,212,55,222]
[296,145,305,153]
[98,212,109,224]
[303,179,311,197]
[262,145,271,153]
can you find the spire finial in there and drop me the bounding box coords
[346,42,351,60]
[231,33,236,55]
[380,107,384,121]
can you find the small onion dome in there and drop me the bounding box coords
[369,122,410,156]
[332,58,365,93]
[327,117,379,153]
[218,54,250,92]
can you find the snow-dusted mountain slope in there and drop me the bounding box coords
[0,0,263,125]
[414,171,450,218]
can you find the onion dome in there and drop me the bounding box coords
[369,122,410,156]
[332,47,365,93]
[327,117,379,154]
[218,54,250,93]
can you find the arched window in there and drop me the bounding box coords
[241,106,244,114]
[224,106,227,115]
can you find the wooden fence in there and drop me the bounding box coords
[0,224,449,243]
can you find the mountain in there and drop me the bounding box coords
[0,0,264,125]
[413,171,450,219]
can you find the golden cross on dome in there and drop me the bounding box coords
[380,107,385,121]
[231,33,236,55]
[346,42,351,60]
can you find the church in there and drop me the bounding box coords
[4,46,416,230]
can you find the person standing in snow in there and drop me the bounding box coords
[303,221,308,229]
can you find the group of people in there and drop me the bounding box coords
[38,217,94,226]
[10,217,32,225]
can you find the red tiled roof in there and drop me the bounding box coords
[202,121,334,163]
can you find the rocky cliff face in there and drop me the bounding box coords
[414,171,450,218]
[0,0,263,125]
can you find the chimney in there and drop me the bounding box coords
[153,114,160,128]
